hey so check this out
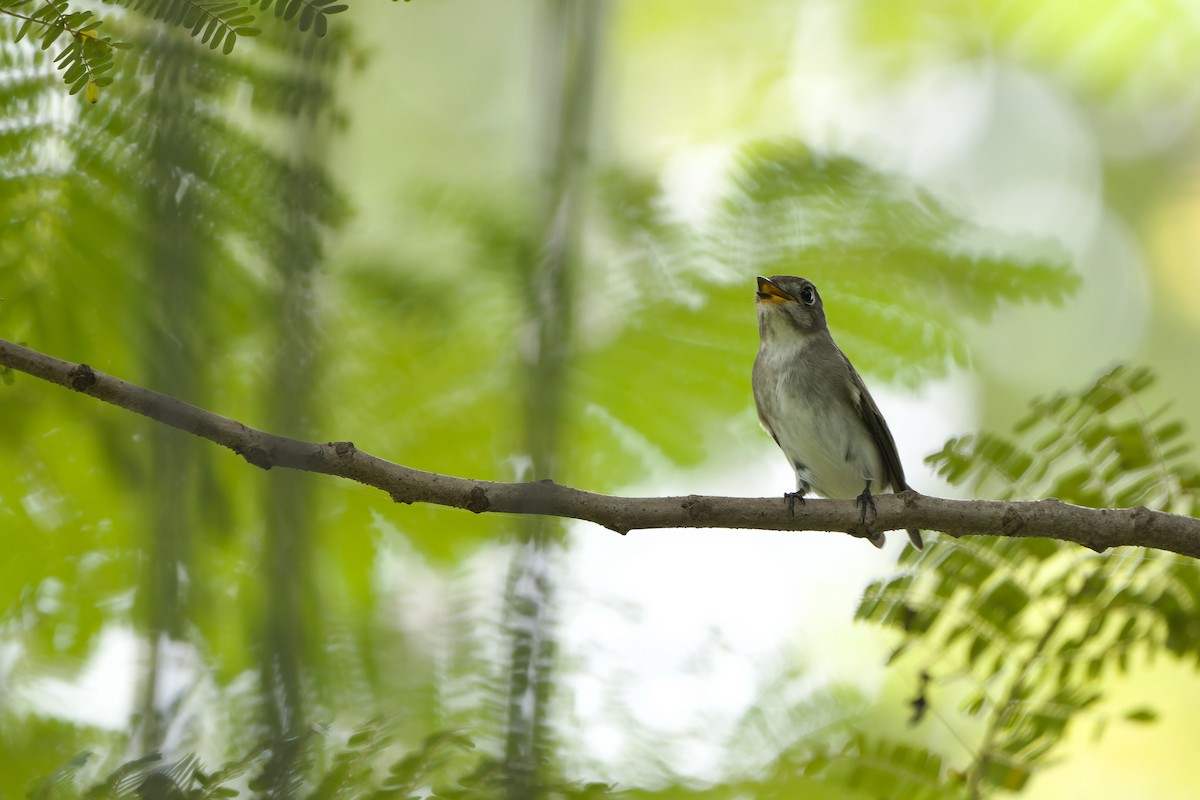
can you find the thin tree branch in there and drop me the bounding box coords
[3,336,1199,557]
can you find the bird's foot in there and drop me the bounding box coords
[784,491,806,517]
[856,481,884,548]
[855,482,877,525]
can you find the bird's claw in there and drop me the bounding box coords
[784,491,806,517]
[856,481,884,547]
[855,485,878,526]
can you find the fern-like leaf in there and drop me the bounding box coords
[113,0,261,53]
[859,365,1200,795]
[253,0,347,37]
[2,0,131,100]
[707,140,1080,386]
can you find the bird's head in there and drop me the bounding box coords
[755,275,827,341]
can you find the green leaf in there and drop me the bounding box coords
[1124,707,1159,723]
[41,24,66,49]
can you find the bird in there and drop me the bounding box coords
[751,275,923,549]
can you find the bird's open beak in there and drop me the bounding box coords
[756,276,794,304]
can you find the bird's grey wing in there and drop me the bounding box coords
[840,355,907,491]
[842,355,924,549]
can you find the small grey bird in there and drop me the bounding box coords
[752,275,923,549]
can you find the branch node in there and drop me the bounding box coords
[332,440,356,457]
[68,363,96,391]
[465,484,490,514]
[681,494,709,519]
[606,524,629,536]
[239,445,273,470]
[850,526,875,544]
[1001,506,1025,536]
[1131,506,1154,532]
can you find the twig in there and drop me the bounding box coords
[3,337,1199,557]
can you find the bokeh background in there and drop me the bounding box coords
[3,1,1200,797]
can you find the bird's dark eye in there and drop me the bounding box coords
[799,286,816,305]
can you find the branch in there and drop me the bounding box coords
[3,337,1200,557]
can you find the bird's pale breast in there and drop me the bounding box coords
[754,341,883,499]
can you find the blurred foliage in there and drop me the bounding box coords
[706,140,1077,384]
[566,139,1076,495]
[858,366,1200,796]
[21,720,620,800]
[0,0,350,662]
[4,1,1199,800]
[603,366,1200,799]
[356,136,1077,516]
[0,26,1083,797]
[1,0,361,778]
[0,718,122,800]
[930,365,1200,514]
[853,0,1200,109]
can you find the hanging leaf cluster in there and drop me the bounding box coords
[120,0,348,40]
[252,0,348,38]
[857,365,1200,795]
[117,0,263,53]
[4,0,130,100]
[0,0,352,100]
